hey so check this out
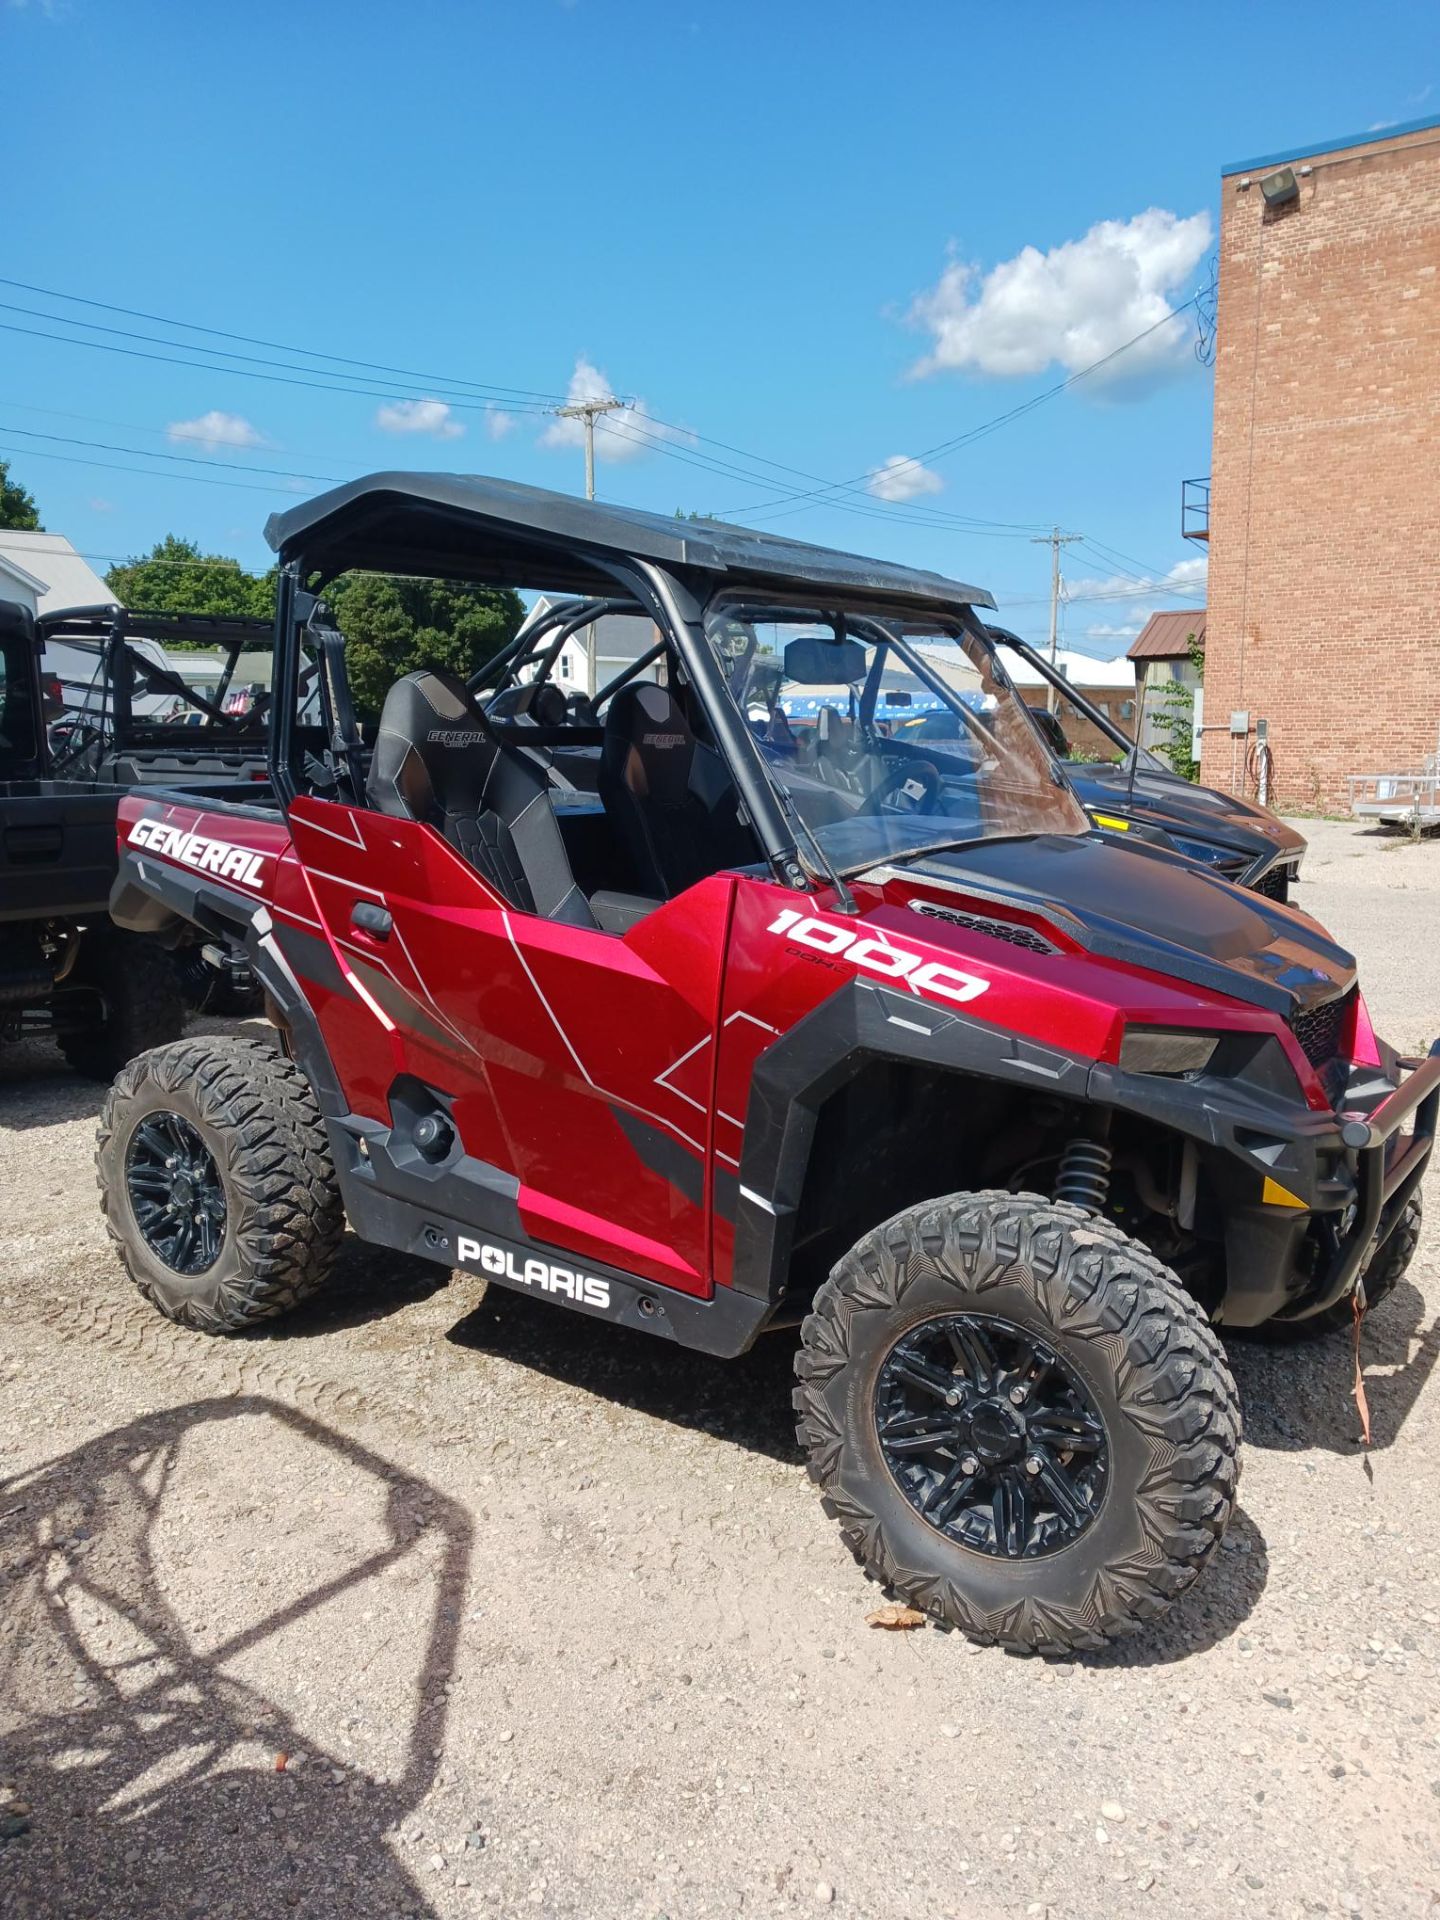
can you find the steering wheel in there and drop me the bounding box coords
[858,758,944,817]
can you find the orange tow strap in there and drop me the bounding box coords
[1352,1290,1372,1448]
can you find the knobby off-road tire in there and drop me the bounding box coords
[794,1191,1242,1655]
[97,1035,345,1333]
[1361,1190,1424,1313]
[59,927,185,1082]
[1258,1191,1424,1341]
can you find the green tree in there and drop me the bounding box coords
[0,459,42,531]
[105,536,276,626]
[326,572,524,723]
[1149,631,1204,782]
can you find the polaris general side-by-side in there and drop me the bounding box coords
[96,476,1438,1654]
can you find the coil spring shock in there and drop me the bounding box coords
[1054,1137,1113,1215]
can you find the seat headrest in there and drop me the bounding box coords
[365,667,498,823]
[603,682,695,807]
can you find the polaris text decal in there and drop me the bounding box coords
[767,908,990,1004]
[128,818,267,890]
[457,1237,611,1310]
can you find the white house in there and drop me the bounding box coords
[0,530,114,617]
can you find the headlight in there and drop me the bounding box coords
[1119,1028,1219,1075]
[1169,834,1244,874]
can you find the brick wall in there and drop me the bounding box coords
[1202,123,1440,811]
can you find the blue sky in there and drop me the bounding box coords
[4,0,1436,652]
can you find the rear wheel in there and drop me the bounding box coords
[794,1190,1242,1655]
[59,927,185,1081]
[97,1036,344,1333]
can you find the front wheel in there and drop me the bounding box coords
[794,1191,1242,1655]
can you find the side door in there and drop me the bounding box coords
[287,792,731,1297]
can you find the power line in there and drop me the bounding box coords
[0,440,310,494]
[0,276,567,404]
[1,272,1053,537]
[0,318,553,417]
[0,423,340,485]
[3,273,1209,589]
[714,297,1204,523]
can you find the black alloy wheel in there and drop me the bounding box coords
[124,1109,227,1275]
[875,1312,1109,1559]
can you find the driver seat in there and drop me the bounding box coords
[599,682,755,898]
[366,668,594,927]
[815,704,864,789]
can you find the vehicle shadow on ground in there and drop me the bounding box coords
[447,1289,806,1465]
[0,1044,107,1132]
[0,1396,470,1920]
[240,1232,455,1339]
[1224,1278,1440,1457]
[1068,1508,1269,1670]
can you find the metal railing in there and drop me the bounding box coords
[1181,477,1210,543]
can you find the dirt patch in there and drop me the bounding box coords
[2,828,1438,1919]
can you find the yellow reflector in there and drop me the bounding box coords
[1091,813,1131,832]
[1261,1176,1307,1210]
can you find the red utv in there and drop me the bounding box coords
[96,475,1437,1653]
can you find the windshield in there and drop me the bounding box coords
[708,601,1089,873]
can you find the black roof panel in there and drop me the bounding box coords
[263,471,995,611]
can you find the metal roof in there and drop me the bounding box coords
[1222,111,1440,177]
[0,531,115,615]
[1127,609,1206,662]
[263,472,995,612]
[1001,644,1137,690]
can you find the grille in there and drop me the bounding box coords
[908,899,1058,956]
[1288,986,1354,1069]
[1252,863,1293,903]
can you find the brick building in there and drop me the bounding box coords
[1201,115,1440,810]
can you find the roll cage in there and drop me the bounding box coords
[261,472,1015,899]
[39,605,279,772]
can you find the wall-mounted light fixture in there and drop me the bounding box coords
[1259,166,1300,208]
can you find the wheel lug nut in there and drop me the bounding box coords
[945,1390,961,1407]
[960,1455,979,1476]
[1024,1455,1043,1477]
[1009,1386,1026,1406]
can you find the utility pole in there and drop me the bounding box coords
[553,395,628,502]
[552,394,628,695]
[1030,526,1082,711]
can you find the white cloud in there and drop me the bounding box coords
[539,356,689,465]
[1084,620,1145,641]
[167,410,267,451]
[375,398,464,440]
[1065,555,1207,606]
[88,497,114,514]
[867,454,944,503]
[907,208,1212,391]
[484,406,516,441]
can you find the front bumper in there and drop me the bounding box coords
[1302,1039,1440,1318]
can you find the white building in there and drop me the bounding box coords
[0,530,114,617]
[516,596,660,700]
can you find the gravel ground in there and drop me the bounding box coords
[2,817,1439,1920]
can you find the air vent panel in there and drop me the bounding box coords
[909,899,1059,956]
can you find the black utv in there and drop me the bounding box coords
[993,628,1307,902]
[0,600,184,1076]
